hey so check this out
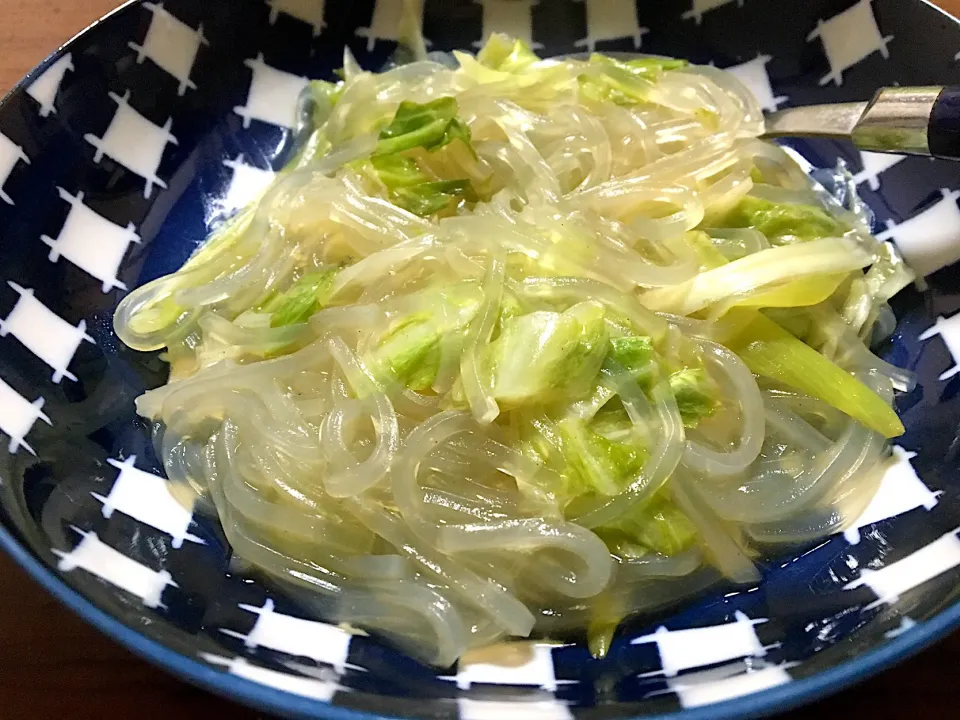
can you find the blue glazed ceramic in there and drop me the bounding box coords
[1,1,959,718]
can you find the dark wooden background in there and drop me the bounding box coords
[0,1,957,717]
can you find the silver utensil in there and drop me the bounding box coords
[765,86,960,159]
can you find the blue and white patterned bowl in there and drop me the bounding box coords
[1,1,959,718]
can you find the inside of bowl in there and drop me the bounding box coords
[0,1,959,718]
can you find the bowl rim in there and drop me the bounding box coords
[1,1,959,718]
[4,516,959,719]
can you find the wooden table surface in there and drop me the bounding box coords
[1,1,959,718]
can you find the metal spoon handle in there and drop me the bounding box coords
[766,86,960,160]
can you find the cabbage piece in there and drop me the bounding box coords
[557,415,646,496]
[596,495,698,557]
[578,64,655,107]
[723,309,904,437]
[516,412,564,469]
[368,99,479,215]
[368,156,474,216]
[517,405,646,499]
[590,53,688,80]
[367,284,482,391]
[412,138,497,195]
[261,268,339,328]
[453,50,578,112]
[589,402,633,438]
[370,154,429,188]
[476,33,540,72]
[606,335,658,386]
[487,301,609,407]
[392,180,474,217]
[515,413,586,500]
[577,53,686,107]
[369,313,443,392]
[721,196,848,244]
[374,97,472,156]
[860,242,914,302]
[606,334,718,428]
[668,368,721,429]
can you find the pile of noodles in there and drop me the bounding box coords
[113,36,915,666]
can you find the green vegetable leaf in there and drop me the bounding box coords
[476,33,540,72]
[370,155,429,189]
[723,309,904,437]
[721,196,848,245]
[578,72,652,107]
[555,301,610,388]
[600,334,719,428]
[516,412,565,468]
[590,53,688,79]
[369,313,443,392]
[668,367,721,428]
[577,53,682,107]
[374,97,473,156]
[515,406,646,501]
[487,301,609,407]
[597,495,698,557]
[577,334,660,416]
[606,335,657,383]
[488,311,578,406]
[368,98,478,215]
[392,179,474,216]
[589,403,634,441]
[558,416,646,496]
[263,268,339,328]
[367,283,483,392]
[443,117,472,149]
[368,154,476,217]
